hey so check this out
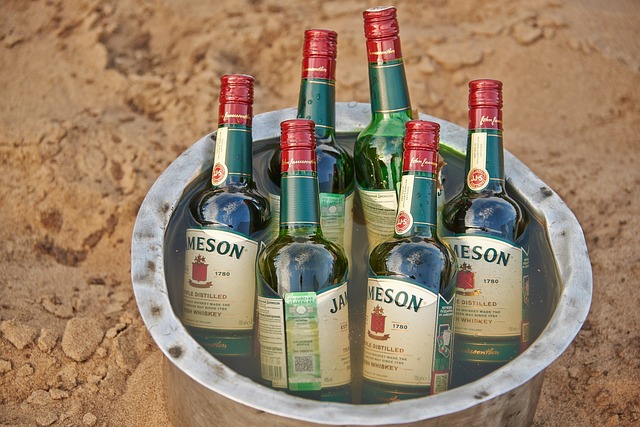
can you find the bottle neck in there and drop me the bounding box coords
[464,106,505,193]
[394,148,439,238]
[366,36,411,117]
[297,55,336,142]
[212,102,253,188]
[279,147,322,236]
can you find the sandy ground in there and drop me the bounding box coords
[0,0,639,426]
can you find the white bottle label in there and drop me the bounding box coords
[363,278,440,387]
[258,296,287,388]
[211,127,229,186]
[268,192,280,243]
[316,283,351,388]
[183,228,259,330]
[467,132,490,191]
[443,235,524,338]
[357,185,398,250]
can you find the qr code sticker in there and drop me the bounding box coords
[433,373,449,393]
[293,355,315,374]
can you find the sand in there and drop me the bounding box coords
[0,0,638,426]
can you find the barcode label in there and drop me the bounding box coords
[293,354,316,374]
[432,372,449,394]
[261,363,284,381]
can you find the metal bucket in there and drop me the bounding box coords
[131,103,592,426]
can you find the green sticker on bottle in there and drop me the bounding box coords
[284,292,322,391]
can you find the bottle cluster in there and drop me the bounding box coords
[179,5,529,404]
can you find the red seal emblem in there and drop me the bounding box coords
[395,211,412,235]
[467,167,489,191]
[211,162,228,186]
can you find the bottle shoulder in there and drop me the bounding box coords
[353,133,404,190]
[442,190,524,239]
[369,236,457,294]
[258,235,348,294]
[356,113,412,142]
[190,186,270,232]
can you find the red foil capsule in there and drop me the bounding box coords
[218,74,253,127]
[403,120,440,174]
[363,6,403,63]
[302,29,337,80]
[280,119,317,173]
[468,79,503,130]
[363,6,399,38]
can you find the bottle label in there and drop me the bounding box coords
[212,127,229,186]
[269,191,354,259]
[319,191,353,254]
[357,185,398,250]
[465,130,503,192]
[363,278,454,390]
[258,282,351,390]
[211,126,252,187]
[257,295,288,388]
[443,235,528,362]
[183,228,259,332]
[267,192,280,242]
[395,174,437,235]
[466,132,489,191]
[368,61,411,114]
[284,292,322,391]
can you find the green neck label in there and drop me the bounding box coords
[395,172,438,236]
[280,173,320,227]
[212,125,252,186]
[368,61,411,114]
[297,79,335,139]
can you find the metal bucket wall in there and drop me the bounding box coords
[131,103,592,426]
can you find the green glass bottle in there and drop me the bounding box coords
[354,6,413,251]
[362,121,457,403]
[442,79,529,387]
[267,29,355,264]
[182,75,270,375]
[257,119,351,402]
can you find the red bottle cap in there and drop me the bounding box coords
[363,7,402,62]
[218,74,253,126]
[219,74,254,104]
[302,29,337,80]
[280,119,316,173]
[363,6,399,39]
[303,29,337,58]
[403,120,439,174]
[469,79,503,108]
[404,120,440,151]
[468,79,503,129]
[280,119,316,149]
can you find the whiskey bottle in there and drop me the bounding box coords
[182,74,270,372]
[442,79,529,386]
[257,119,351,402]
[354,6,413,250]
[267,29,355,264]
[362,120,457,403]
